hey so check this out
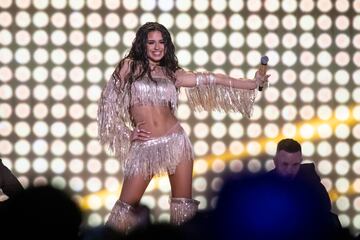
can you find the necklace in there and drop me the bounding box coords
[150,64,160,72]
[150,65,156,71]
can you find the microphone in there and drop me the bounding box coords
[258,55,269,91]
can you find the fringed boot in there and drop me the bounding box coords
[169,197,200,225]
[106,200,138,233]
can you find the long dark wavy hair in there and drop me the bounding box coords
[113,22,181,91]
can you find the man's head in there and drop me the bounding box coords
[274,138,303,179]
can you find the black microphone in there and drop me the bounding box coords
[258,55,269,91]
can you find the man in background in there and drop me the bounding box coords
[267,138,343,237]
[268,138,331,211]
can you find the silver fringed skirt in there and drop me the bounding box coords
[123,123,194,179]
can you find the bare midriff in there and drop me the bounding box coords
[130,105,178,138]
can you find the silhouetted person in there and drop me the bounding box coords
[268,138,332,214]
[126,222,186,240]
[80,225,125,240]
[1,185,82,240]
[209,139,344,240]
[268,138,342,236]
[0,158,23,199]
[81,204,151,240]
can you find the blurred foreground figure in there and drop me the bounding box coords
[211,139,344,240]
[0,158,23,200]
[1,185,82,240]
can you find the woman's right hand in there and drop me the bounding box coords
[130,121,152,142]
[254,71,270,90]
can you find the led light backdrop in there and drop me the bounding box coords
[1,0,360,232]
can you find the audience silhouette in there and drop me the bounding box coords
[1,185,82,240]
[1,138,358,240]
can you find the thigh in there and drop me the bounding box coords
[119,175,151,206]
[168,159,193,198]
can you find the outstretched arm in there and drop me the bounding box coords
[174,69,269,118]
[175,69,269,90]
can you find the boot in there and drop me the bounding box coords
[106,200,137,233]
[169,197,200,225]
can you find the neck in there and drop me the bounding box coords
[149,62,160,72]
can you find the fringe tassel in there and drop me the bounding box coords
[106,200,137,233]
[97,75,132,160]
[169,198,200,225]
[131,77,178,112]
[185,84,256,118]
[124,129,194,179]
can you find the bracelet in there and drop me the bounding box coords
[207,73,216,85]
[195,72,216,86]
[195,73,204,86]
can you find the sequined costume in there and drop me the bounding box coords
[98,74,194,179]
[98,71,256,179]
[98,65,257,232]
[184,72,256,117]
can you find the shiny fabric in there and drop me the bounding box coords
[186,72,257,118]
[169,197,200,225]
[124,123,194,179]
[98,70,256,178]
[195,72,216,86]
[130,77,177,111]
[97,75,178,167]
[106,200,137,233]
[98,74,132,161]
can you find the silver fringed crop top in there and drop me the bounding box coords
[98,67,257,169]
[130,77,178,111]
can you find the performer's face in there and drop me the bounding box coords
[146,31,165,65]
[274,150,302,179]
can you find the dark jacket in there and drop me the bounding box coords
[267,163,332,212]
[0,158,23,198]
